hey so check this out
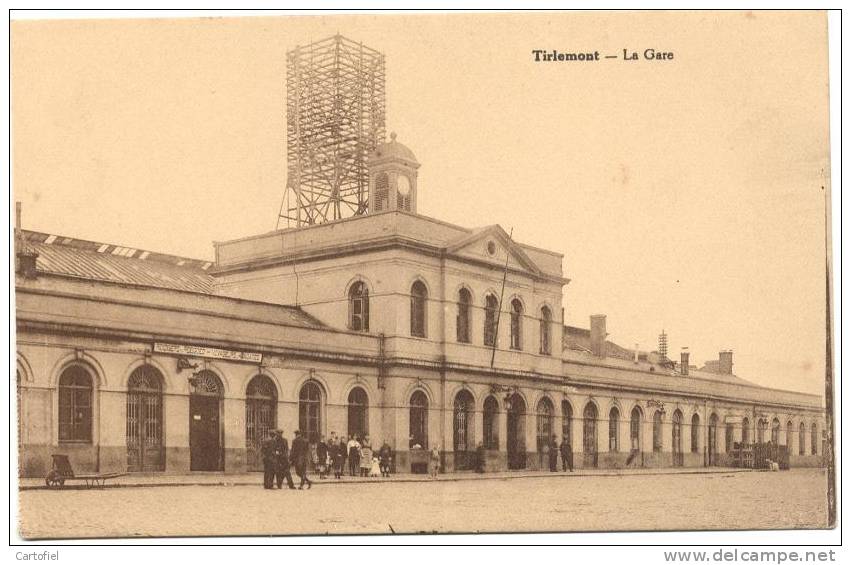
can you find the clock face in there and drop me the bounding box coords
[397,175,411,196]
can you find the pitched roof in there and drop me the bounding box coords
[21,230,215,294]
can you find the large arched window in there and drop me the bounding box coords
[126,365,164,471]
[299,381,322,443]
[347,387,369,439]
[608,407,620,452]
[691,413,700,453]
[539,306,552,355]
[742,417,750,445]
[409,391,428,449]
[59,365,93,442]
[510,298,523,350]
[583,402,598,467]
[771,418,780,444]
[786,421,794,447]
[811,423,818,455]
[483,395,499,449]
[453,390,475,470]
[630,406,642,451]
[246,374,277,470]
[652,410,663,452]
[410,280,428,338]
[562,400,573,444]
[457,288,472,343]
[348,281,370,332]
[536,397,555,463]
[484,294,499,347]
[799,422,806,455]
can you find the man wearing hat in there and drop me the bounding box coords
[291,430,312,490]
[261,430,277,489]
[273,429,296,490]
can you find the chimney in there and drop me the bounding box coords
[719,350,733,374]
[590,315,607,358]
[680,348,690,376]
[14,201,39,279]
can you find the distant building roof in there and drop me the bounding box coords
[20,230,215,294]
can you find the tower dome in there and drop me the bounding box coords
[369,132,419,167]
[367,133,421,214]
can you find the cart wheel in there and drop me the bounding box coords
[45,471,64,488]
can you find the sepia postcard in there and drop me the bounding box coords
[10,10,836,543]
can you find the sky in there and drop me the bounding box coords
[11,12,830,395]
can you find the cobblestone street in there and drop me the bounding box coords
[17,469,828,539]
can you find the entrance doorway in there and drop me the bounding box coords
[245,375,277,472]
[126,365,164,472]
[506,393,526,470]
[189,370,223,471]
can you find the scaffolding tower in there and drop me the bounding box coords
[278,35,386,228]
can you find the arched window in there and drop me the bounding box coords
[347,387,369,439]
[630,406,642,451]
[742,417,750,445]
[374,172,389,212]
[583,403,598,467]
[483,395,499,449]
[811,423,818,455]
[246,374,277,470]
[59,365,93,442]
[348,281,370,332]
[484,294,499,347]
[126,365,164,471]
[786,421,794,447]
[299,381,322,443]
[691,413,700,453]
[409,391,428,449]
[453,390,475,470]
[539,306,552,355]
[799,422,806,455]
[672,410,683,459]
[771,418,780,444]
[652,410,663,452]
[562,400,573,444]
[410,280,428,338]
[757,418,767,443]
[536,398,555,462]
[457,288,472,343]
[510,299,523,350]
[608,407,620,452]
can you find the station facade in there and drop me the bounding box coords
[15,137,826,478]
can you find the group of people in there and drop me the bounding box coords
[544,435,575,472]
[261,430,397,489]
[260,429,314,490]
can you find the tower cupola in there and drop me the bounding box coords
[367,133,420,214]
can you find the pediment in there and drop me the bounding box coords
[446,225,542,277]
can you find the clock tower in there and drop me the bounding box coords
[367,133,420,214]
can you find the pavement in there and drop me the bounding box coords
[18,465,757,490]
[16,468,828,539]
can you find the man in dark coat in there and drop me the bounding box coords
[292,430,312,489]
[317,435,328,479]
[474,441,486,473]
[273,429,296,489]
[261,430,277,489]
[560,436,573,472]
[378,440,393,477]
[548,434,559,472]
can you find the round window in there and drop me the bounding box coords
[486,241,497,256]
